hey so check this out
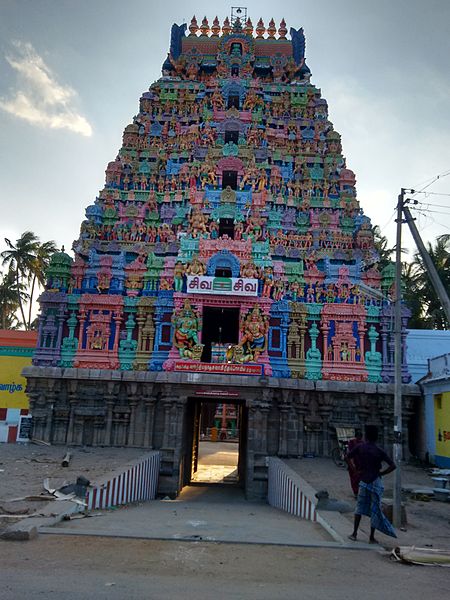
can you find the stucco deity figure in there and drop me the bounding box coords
[173,261,185,292]
[172,299,203,359]
[234,221,244,240]
[238,305,269,362]
[273,279,286,301]
[189,208,208,238]
[88,326,108,351]
[240,260,259,279]
[211,88,225,110]
[245,211,263,240]
[262,266,274,298]
[186,257,206,276]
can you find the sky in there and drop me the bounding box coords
[1,0,450,262]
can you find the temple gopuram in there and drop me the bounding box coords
[24,12,418,498]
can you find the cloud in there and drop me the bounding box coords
[0,41,92,136]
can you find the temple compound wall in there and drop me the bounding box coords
[23,368,418,498]
[25,14,420,499]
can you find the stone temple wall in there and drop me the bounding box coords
[24,365,419,498]
[26,15,418,498]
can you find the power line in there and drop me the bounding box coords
[413,210,450,234]
[378,210,396,234]
[409,207,450,216]
[414,191,450,198]
[416,201,450,209]
[411,168,450,195]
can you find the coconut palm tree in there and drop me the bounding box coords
[0,268,28,329]
[1,231,40,329]
[26,239,58,329]
[402,261,424,328]
[410,234,450,329]
[372,225,395,270]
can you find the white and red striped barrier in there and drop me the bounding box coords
[268,457,317,522]
[86,451,160,511]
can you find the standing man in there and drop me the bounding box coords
[346,429,363,498]
[347,425,397,544]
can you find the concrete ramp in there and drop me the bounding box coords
[44,483,336,547]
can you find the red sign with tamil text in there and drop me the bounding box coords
[195,390,240,398]
[175,361,263,375]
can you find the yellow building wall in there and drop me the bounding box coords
[0,355,32,410]
[435,391,450,460]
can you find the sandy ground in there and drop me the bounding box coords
[288,457,450,549]
[1,444,449,598]
[1,536,449,600]
[1,443,449,551]
[0,444,145,532]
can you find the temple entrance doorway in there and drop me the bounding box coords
[222,170,238,190]
[183,396,248,488]
[219,217,235,239]
[201,306,239,363]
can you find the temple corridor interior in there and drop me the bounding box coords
[201,307,240,362]
[191,441,239,484]
[189,400,242,485]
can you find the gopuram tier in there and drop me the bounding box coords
[24,15,417,497]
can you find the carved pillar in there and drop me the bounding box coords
[66,380,78,444]
[358,320,366,366]
[357,393,370,432]
[294,392,308,457]
[380,319,388,369]
[36,316,44,350]
[56,306,65,350]
[162,396,173,448]
[278,390,291,457]
[127,382,138,446]
[143,399,156,448]
[104,382,117,446]
[44,381,57,443]
[77,310,87,350]
[136,312,145,353]
[318,393,334,456]
[299,315,307,361]
[113,311,122,353]
[322,320,329,360]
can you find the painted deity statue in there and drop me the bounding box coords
[238,305,269,362]
[189,208,208,238]
[240,260,259,279]
[186,257,206,276]
[172,299,203,359]
[173,261,185,292]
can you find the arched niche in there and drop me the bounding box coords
[206,250,241,278]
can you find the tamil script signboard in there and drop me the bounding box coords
[186,276,258,296]
[175,361,263,375]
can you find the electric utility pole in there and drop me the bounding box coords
[392,188,450,528]
[403,205,450,324]
[393,188,413,528]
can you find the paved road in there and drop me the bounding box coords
[1,535,448,600]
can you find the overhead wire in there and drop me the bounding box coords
[413,191,450,198]
[415,201,450,209]
[377,209,396,234]
[409,206,450,216]
[410,168,450,196]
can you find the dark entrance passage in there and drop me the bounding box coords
[183,397,248,489]
[201,306,239,363]
[227,94,240,109]
[225,130,239,144]
[222,170,238,190]
[219,217,234,239]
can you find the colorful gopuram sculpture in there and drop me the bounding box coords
[34,14,411,386]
